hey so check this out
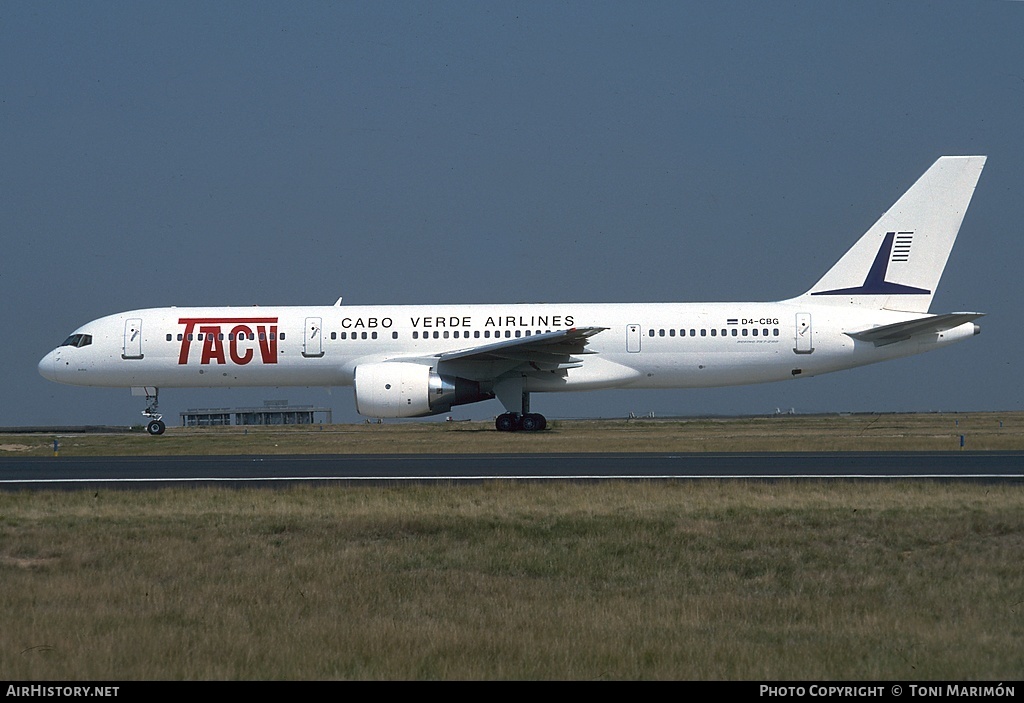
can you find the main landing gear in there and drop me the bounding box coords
[493,380,547,432]
[495,412,547,432]
[141,388,165,436]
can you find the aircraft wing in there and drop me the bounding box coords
[436,327,607,370]
[845,313,984,346]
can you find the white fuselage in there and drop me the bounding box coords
[37,300,978,395]
[37,156,988,429]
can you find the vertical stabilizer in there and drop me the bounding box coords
[793,156,986,313]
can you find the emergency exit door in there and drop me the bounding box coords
[626,324,642,353]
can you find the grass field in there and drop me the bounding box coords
[2,411,1024,456]
[1,413,1021,680]
[1,481,1022,680]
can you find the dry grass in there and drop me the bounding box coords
[4,411,1024,456]
[1,482,1022,679]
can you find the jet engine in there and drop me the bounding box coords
[354,362,492,418]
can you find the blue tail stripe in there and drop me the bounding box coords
[812,231,930,297]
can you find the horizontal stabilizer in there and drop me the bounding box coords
[845,313,984,346]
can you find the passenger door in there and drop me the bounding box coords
[122,318,143,359]
[794,313,813,354]
[303,317,324,358]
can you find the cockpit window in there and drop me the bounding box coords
[60,334,93,348]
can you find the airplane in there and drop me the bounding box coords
[39,156,987,435]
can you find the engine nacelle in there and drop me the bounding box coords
[353,362,492,418]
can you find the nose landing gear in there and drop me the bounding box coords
[140,388,165,435]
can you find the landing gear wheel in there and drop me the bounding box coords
[146,419,166,436]
[496,412,547,432]
[495,413,521,432]
[521,413,547,432]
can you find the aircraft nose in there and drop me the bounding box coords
[38,350,59,382]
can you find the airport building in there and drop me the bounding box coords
[180,400,332,427]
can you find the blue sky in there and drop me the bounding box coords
[3,1,1022,425]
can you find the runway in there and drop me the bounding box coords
[1,452,1023,489]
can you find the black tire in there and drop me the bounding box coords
[521,413,544,432]
[147,420,166,436]
[495,413,519,432]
